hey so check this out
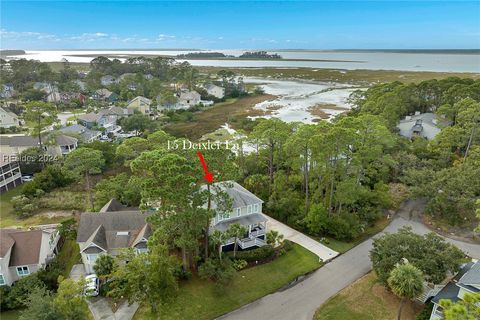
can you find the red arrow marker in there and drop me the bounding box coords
[197,151,213,183]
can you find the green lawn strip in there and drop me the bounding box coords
[314,272,423,320]
[56,239,82,277]
[318,217,390,253]
[134,244,322,320]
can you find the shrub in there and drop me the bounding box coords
[6,274,45,310]
[198,258,235,287]
[22,165,74,198]
[326,214,362,241]
[232,259,248,271]
[11,194,36,218]
[0,286,13,311]
[36,191,86,211]
[416,303,433,320]
[226,245,275,262]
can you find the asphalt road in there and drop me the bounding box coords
[220,207,480,320]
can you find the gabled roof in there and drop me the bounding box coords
[77,210,153,252]
[99,198,127,212]
[0,229,43,266]
[431,262,476,305]
[59,124,101,141]
[130,224,151,247]
[202,181,263,210]
[128,96,151,106]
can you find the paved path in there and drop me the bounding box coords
[222,205,480,320]
[266,215,339,261]
[69,264,138,320]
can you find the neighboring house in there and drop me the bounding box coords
[100,75,116,86]
[73,80,87,91]
[397,112,443,140]
[204,83,225,99]
[77,112,118,133]
[0,135,78,157]
[76,199,152,274]
[144,74,154,80]
[177,89,201,107]
[427,261,480,320]
[33,82,57,94]
[98,106,134,119]
[0,153,22,193]
[47,92,85,105]
[92,89,119,103]
[206,181,267,251]
[0,226,60,286]
[58,124,102,143]
[0,106,20,128]
[127,96,152,115]
[0,84,14,99]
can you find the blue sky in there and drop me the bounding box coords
[1,1,479,49]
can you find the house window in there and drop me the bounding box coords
[87,254,98,264]
[253,204,259,213]
[236,208,241,217]
[0,275,5,285]
[218,212,230,221]
[117,231,129,236]
[247,205,252,214]
[136,248,148,254]
[16,266,30,277]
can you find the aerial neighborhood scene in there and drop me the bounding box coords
[0,1,480,320]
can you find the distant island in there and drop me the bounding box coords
[239,51,282,59]
[0,50,26,57]
[176,51,283,60]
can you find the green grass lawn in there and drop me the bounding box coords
[134,243,322,320]
[314,272,423,320]
[319,217,391,253]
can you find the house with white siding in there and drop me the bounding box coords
[0,106,20,128]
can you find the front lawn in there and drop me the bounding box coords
[134,243,322,320]
[314,272,424,320]
[319,217,391,253]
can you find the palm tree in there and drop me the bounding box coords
[210,230,227,261]
[228,223,247,259]
[387,262,424,320]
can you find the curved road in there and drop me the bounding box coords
[220,203,480,320]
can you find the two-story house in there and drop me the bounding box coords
[204,83,225,99]
[76,199,152,274]
[92,89,119,103]
[0,226,60,286]
[207,181,268,251]
[126,96,152,115]
[0,135,78,157]
[77,112,118,133]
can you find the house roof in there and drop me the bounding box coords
[77,112,101,123]
[99,198,128,212]
[128,96,151,106]
[0,229,43,266]
[77,210,152,252]
[59,124,101,141]
[202,181,263,210]
[0,135,77,148]
[397,113,443,140]
[204,83,223,91]
[459,261,480,286]
[0,106,18,119]
[431,262,475,305]
[94,88,114,98]
[212,213,267,232]
[98,106,134,117]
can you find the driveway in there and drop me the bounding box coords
[69,264,138,320]
[266,215,339,261]
[222,203,480,320]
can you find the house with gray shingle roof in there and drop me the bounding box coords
[58,124,102,142]
[76,201,152,274]
[0,134,78,157]
[0,227,60,286]
[428,261,480,320]
[204,181,267,251]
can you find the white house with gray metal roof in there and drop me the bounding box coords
[206,181,268,251]
[428,260,480,319]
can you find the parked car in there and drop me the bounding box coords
[84,274,99,297]
[21,174,34,182]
